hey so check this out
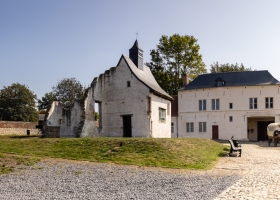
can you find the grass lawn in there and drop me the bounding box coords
[0,135,229,174]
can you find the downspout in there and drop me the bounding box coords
[177,116,179,138]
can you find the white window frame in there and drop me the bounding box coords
[265,97,273,109]
[199,100,206,111]
[249,98,257,109]
[212,99,220,110]
[186,122,194,132]
[159,108,166,122]
[199,122,206,132]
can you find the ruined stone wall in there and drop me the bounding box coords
[43,126,60,138]
[43,101,84,138]
[81,88,99,137]
[60,102,83,138]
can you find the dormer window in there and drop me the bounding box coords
[215,77,225,87]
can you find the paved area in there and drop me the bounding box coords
[214,141,280,200]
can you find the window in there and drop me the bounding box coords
[159,108,166,122]
[229,116,233,122]
[212,99,220,110]
[199,100,206,111]
[186,122,194,132]
[265,97,273,109]
[127,81,130,87]
[229,103,233,109]
[249,98,257,109]
[171,123,174,133]
[147,97,151,114]
[199,122,206,132]
[217,81,223,87]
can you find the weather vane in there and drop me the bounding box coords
[136,31,139,39]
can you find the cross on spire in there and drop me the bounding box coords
[136,31,139,39]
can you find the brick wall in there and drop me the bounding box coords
[0,121,39,135]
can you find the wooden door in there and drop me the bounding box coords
[123,115,132,137]
[212,125,219,139]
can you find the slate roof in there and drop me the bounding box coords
[122,55,173,101]
[130,39,141,50]
[182,70,280,90]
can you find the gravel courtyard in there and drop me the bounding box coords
[1,141,275,200]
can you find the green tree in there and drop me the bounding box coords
[94,112,99,121]
[37,92,56,110]
[210,62,252,73]
[52,77,85,109]
[147,34,206,95]
[0,83,38,122]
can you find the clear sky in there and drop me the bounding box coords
[1,1,280,101]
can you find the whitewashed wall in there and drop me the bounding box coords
[46,101,62,127]
[150,94,171,138]
[60,102,83,137]
[178,85,280,140]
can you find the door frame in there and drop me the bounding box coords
[212,125,219,139]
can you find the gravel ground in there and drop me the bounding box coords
[0,159,241,200]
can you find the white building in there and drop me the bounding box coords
[44,40,173,138]
[177,71,280,141]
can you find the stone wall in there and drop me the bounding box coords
[0,128,39,135]
[43,126,60,138]
[0,121,37,129]
[0,121,39,135]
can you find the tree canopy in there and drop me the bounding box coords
[146,34,206,95]
[37,92,56,110]
[52,77,85,109]
[210,62,252,73]
[0,83,38,122]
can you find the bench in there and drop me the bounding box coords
[228,138,242,157]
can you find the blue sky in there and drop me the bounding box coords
[1,1,280,101]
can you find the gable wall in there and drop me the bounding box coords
[88,58,151,137]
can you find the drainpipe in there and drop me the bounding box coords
[177,116,179,138]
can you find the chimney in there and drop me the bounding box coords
[183,73,189,87]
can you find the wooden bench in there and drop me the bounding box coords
[228,138,242,157]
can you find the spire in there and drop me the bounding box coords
[130,39,141,49]
[129,40,143,70]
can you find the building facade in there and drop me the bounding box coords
[177,71,280,141]
[43,40,173,138]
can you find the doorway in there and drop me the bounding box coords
[212,125,219,139]
[257,121,274,141]
[123,115,132,137]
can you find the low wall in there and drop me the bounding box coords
[0,128,39,135]
[0,121,39,135]
[0,121,37,129]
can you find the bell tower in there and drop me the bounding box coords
[129,40,143,70]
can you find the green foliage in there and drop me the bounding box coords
[52,77,85,109]
[210,62,252,73]
[37,92,56,110]
[147,34,207,95]
[0,136,227,170]
[94,112,99,121]
[0,83,38,122]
